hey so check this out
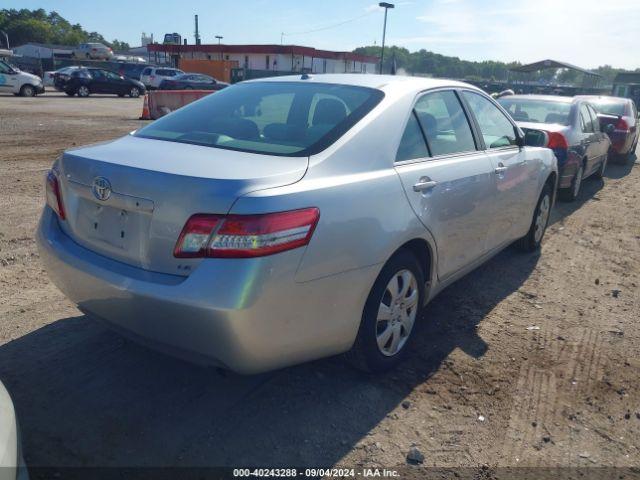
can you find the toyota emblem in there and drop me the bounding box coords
[92,177,112,201]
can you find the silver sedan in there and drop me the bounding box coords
[37,74,558,374]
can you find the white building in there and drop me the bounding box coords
[12,42,73,59]
[147,43,378,74]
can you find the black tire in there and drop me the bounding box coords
[346,250,425,373]
[65,91,75,97]
[595,154,608,179]
[129,87,140,98]
[77,85,90,98]
[558,162,584,202]
[19,84,36,97]
[516,183,552,252]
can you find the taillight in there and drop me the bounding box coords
[546,132,569,149]
[616,118,630,132]
[174,208,320,258]
[45,170,65,220]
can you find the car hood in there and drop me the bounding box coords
[22,71,42,83]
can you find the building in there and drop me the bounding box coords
[146,43,378,75]
[12,42,73,59]
[612,72,640,106]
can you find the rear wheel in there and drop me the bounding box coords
[559,162,583,202]
[19,85,36,97]
[347,250,424,372]
[516,183,552,252]
[77,85,90,97]
[595,154,608,179]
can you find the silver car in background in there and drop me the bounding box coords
[498,95,610,201]
[37,75,557,374]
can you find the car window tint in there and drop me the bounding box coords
[462,91,517,149]
[142,68,151,75]
[0,61,13,74]
[396,112,429,162]
[414,90,476,156]
[580,104,594,133]
[135,82,384,156]
[498,98,571,125]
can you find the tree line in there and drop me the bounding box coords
[354,45,638,86]
[0,8,130,51]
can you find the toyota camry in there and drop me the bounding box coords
[37,74,557,374]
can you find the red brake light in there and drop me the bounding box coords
[615,118,630,132]
[174,208,320,258]
[546,132,569,150]
[45,170,66,220]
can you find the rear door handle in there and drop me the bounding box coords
[494,166,508,174]
[413,179,438,192]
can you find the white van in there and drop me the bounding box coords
[0,60,44,96]
[139,66,184,89]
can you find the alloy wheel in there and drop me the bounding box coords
[376,269,419,357]
[78,86,89,97]
[130,87,140,98]
[573,165,583,198]
[534,193,551,243]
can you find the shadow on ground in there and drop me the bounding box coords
[1,152,635,470]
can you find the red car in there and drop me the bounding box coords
[577,96,639,161]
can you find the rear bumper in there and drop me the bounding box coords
[37,209,376,374]
[608,131,636,155]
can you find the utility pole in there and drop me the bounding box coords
[378,2,394,74]
[215,35,223,60]
[194,15,201,45]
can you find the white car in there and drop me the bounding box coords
[0,381,26,480]
[72,43,113,60]
[0,60,44,97]
[139,66,184,89]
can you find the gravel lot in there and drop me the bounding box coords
[1,92,639,476]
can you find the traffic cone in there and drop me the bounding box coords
[139,94,151,120]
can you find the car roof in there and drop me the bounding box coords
[246,73,481,94]
[501,94,575,104]
[574,95,630,103]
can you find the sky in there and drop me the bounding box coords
[6,0,640,69]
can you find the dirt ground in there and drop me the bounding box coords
[0,92,639,477]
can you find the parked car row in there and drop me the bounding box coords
[498,94,638,201]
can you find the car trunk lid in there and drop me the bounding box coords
[56,135,308,276]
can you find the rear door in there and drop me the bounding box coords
[88,69,109,93]
[394,89,496,280]
[586,104,610,163]
[461,90,538,244]
[578,102,599,174]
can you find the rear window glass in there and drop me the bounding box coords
[588,100,628,116]
[135,82,384,156]
[498,98,572,125]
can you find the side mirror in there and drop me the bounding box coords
[524,129,549,147]
[605,124,615,134]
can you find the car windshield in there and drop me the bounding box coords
[588,100,627,116]
[134,81,384,156]
[498,98,572,125]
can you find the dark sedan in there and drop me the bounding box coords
[499,95,610,202]
[158,73,228,91]
[54,67,146,98]
[576,96,639,161]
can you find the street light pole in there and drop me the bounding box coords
[215,35,223,60]
[378,2,394,74]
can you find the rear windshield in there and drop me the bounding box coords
[498,98,572,125]
[588,100,628,116]
[135,81,384,156]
